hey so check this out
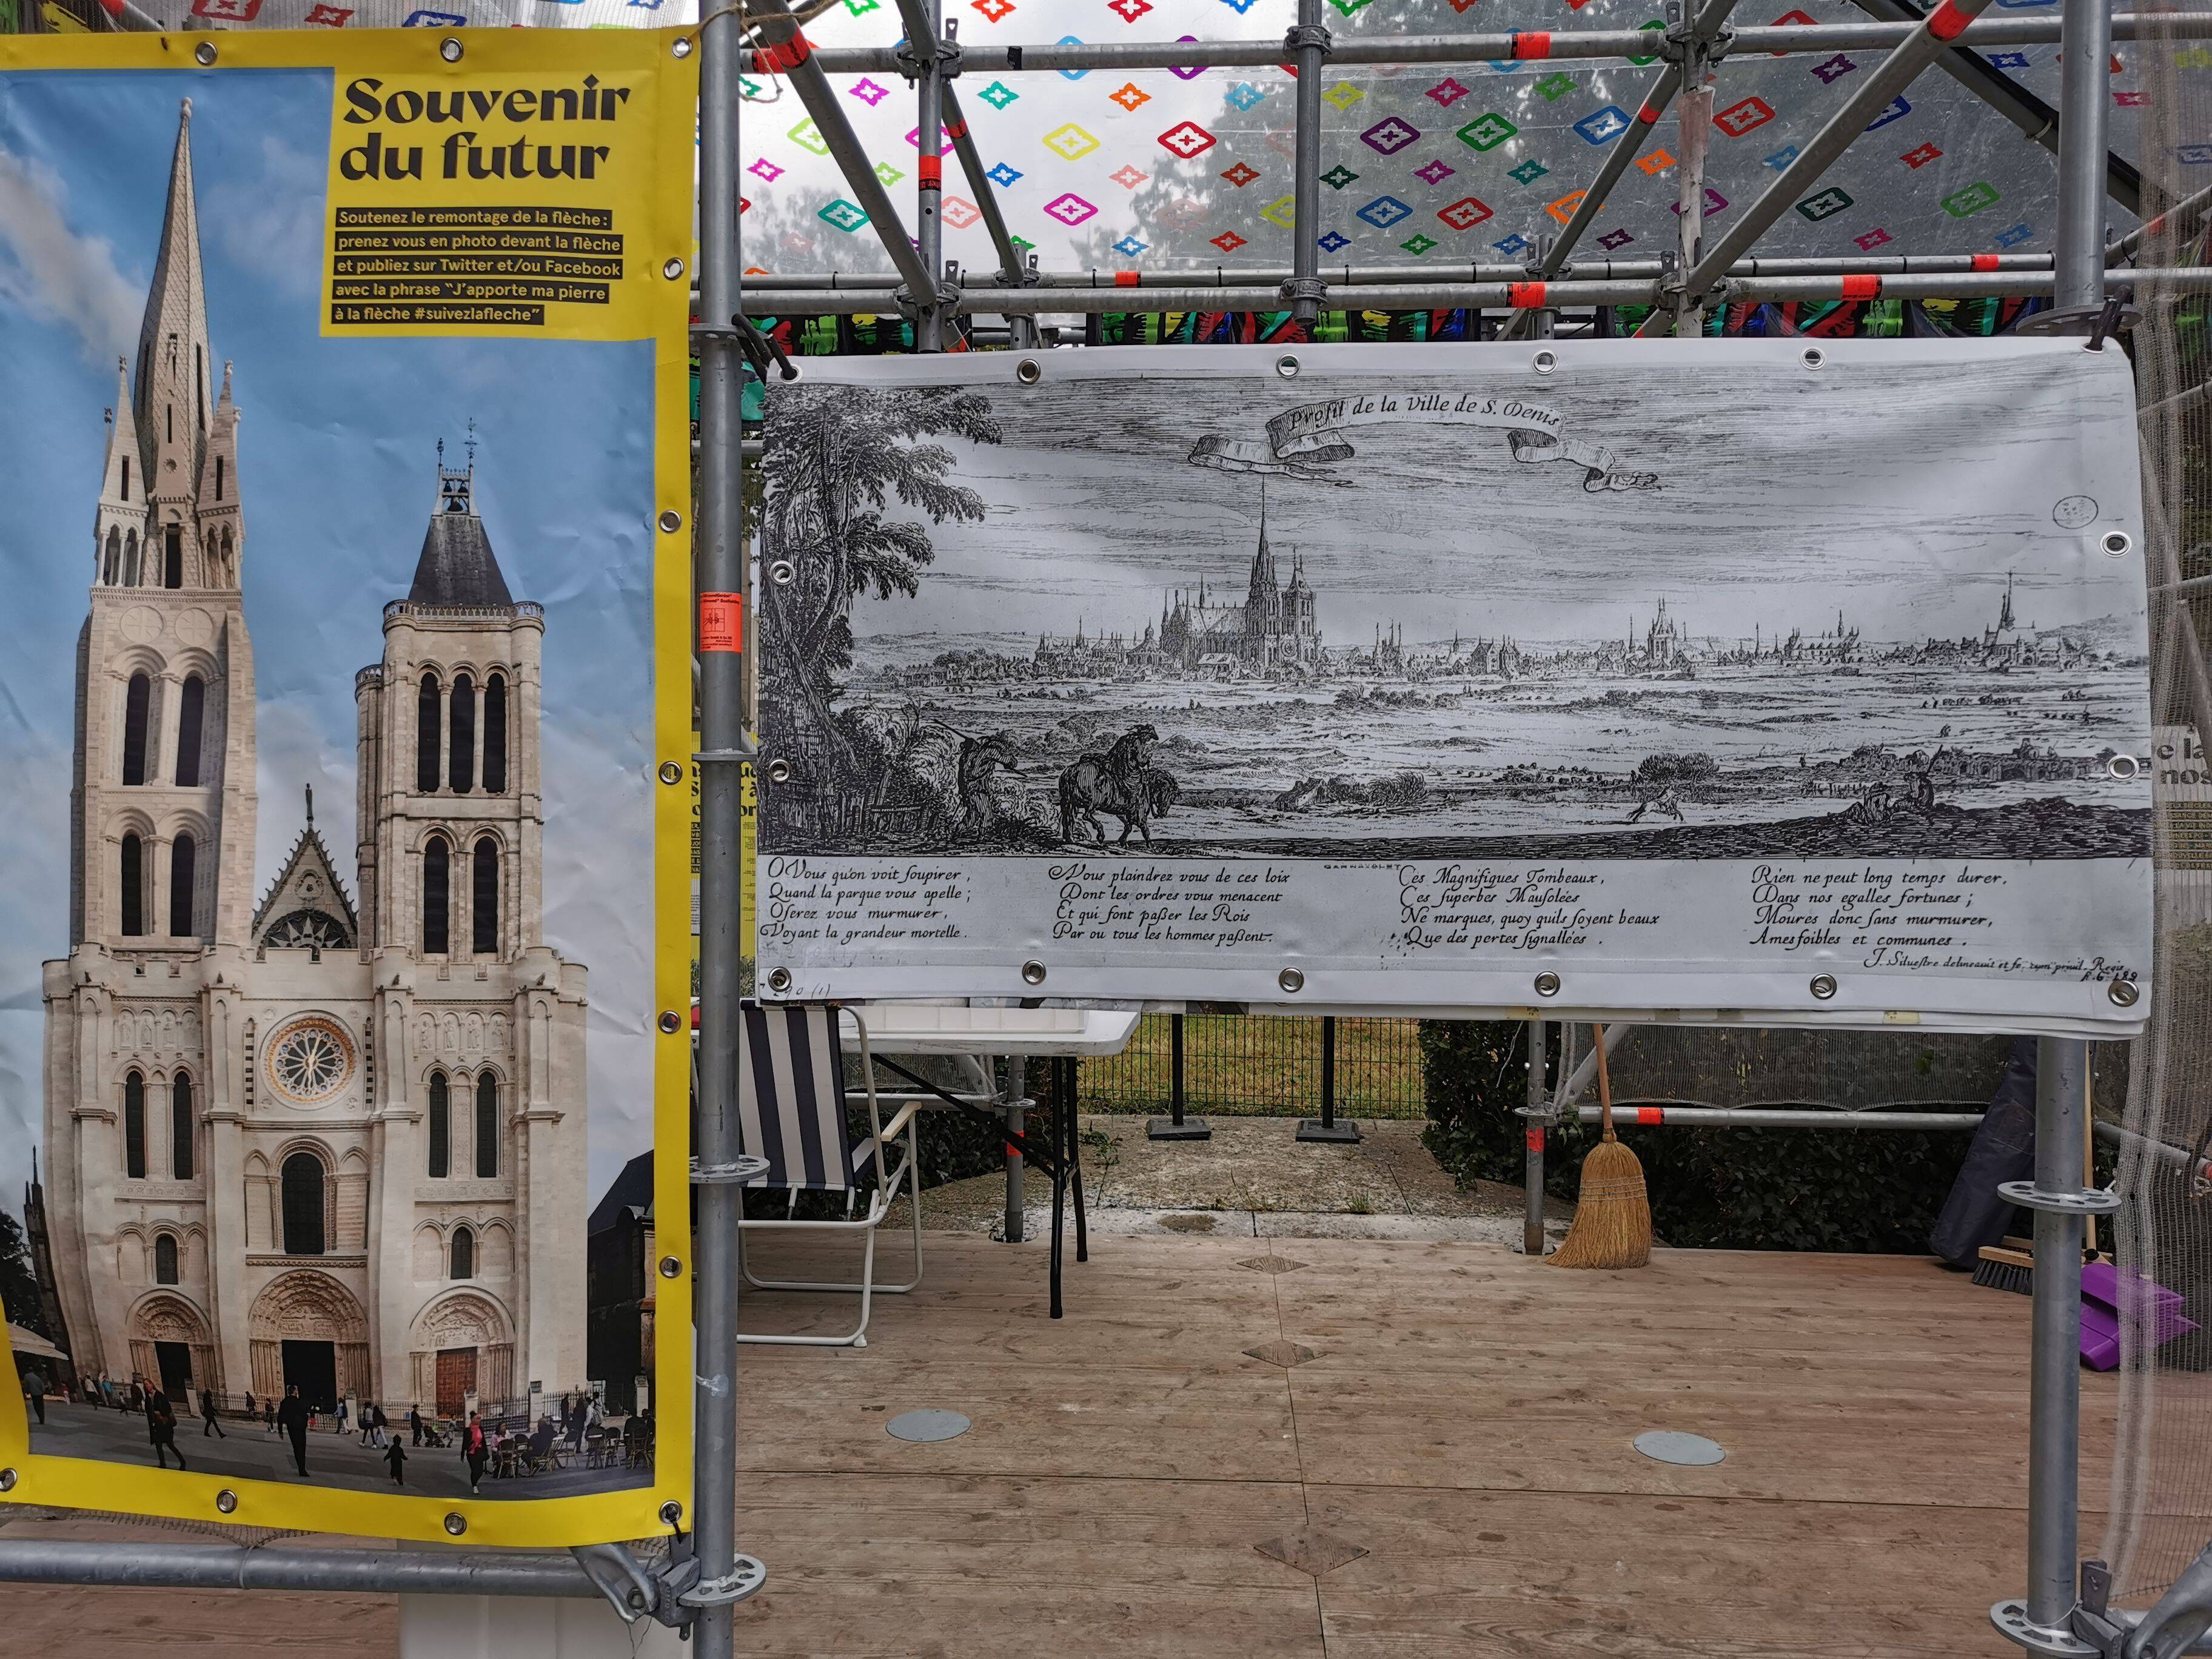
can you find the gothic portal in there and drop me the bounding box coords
[39,102,589,1417]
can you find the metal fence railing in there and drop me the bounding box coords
[1074,1013,1427,1121]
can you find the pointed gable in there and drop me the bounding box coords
[252,813,359,952]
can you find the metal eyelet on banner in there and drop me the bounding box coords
[439,36,463,62]
[1275,355,1300,379]
[1532,349,1558,375]
[1015,358,1042,384]
[1809,974,1839,1000]
[2110,979,2140,1007]
[766,760,791,783]
[1021,960,1047,985]
[769,560,796,586]
[658,509,683,533]
[660,1501,685,1526]
[659,1256,684,1279]
[1278,967,1304,993]
[2102,530,2133,557]
[1801,346,1826,370]
[663,258,687,281]
[2108,754,2140,780]
[657,1010,683,1034]
[658,762,684,786]
[215,1490,238,1515]
[443,1513,468,1537]
[1533,971,1561,998]
[193,41,217,64]
[0,1469,16,1493]
[767,967,794,993]
[672,36,694,57]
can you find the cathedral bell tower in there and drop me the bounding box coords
[72,98,256,950]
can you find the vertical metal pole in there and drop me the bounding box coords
[1673,61,1714,336]
[1171,1014,1185,1125]
[693,14,748,1657]
[913,0,945,352]
[1523,1019,1547,1258]
[1298,1013,1359,1143]
[1288,0,1327,332]
[2054,0,2111,313]
[2026,1036,2088,1630]
[1004,1051,1027,1242]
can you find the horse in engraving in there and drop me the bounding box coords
[1059,725,1174,844]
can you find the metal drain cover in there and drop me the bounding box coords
[886,1409,971,1444]
[1634,1430,1726,1467]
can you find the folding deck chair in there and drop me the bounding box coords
[732,1002,925,1348]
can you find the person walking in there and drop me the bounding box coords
[20,1364,48,1427]
[243,1389,256,1422]
[462,1410,488,1495]
[409,1403,424,1447]
[383,1436,407,1487]
[370,1403,389,1449]
[359,1404,375,1447]
[199,1386,226,1437]
[334,1397,349,1438]
[146,1386,185,1470]
[276,1384,312,1478]
[264,1396,278,1434]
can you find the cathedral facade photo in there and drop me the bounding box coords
[35,102,591,1428]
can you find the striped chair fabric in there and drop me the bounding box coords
[738,1002,858,1192]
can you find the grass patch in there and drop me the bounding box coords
[1077,1013,1427,1121]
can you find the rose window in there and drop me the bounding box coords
[264,1017,354,1105]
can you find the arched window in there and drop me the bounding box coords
[449,672,475,794]
[427,1073,451,1178]
[417,674,442,794]
[281,1153,326,1256]
[475,1073,499,1179]
[423,834,451,954]
[221,528,234,586]
[175,676,204,786]
[104,526,121,585]
[163,523,183,589]
[122,672,152,785]
[171,1071,195,1180]
[119,833,146,936]
[123,1070,147,1179]
[451,1225,475,1279]
[214,455,225,502]
[472,837,498,957]
[169,834,196,937]
[153,1233,179,1285]
[120,457,131,502]
[122,531,139,587]
[483,674,508,794]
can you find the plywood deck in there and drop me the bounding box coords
[0,1234,2132,1656]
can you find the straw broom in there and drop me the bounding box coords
[1550,1022,1652,1270]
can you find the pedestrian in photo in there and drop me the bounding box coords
[409,1403,424,1447]
[463,1410,488,1495]
[264,1396,278,1433]
[383,1436,406,1487]
[276,1384,312,1478]
[334,1396,349,1437]
[199,1386,226,1437]
[20,1364,48,1426]
[243,1389,256,1421]
[359,1403,375,1446]
[146,1386,184,1470]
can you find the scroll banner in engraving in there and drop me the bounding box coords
[1190,392,1661,492]
[756,341,2154,1037]
[0,30,696,1549]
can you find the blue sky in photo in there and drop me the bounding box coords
[0,67,659,1217]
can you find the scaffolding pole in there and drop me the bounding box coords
[1288,0,1330,331]
[754,14,2212,75]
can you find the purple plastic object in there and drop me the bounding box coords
[2080,1261,2199,1372]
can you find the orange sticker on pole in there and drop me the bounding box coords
[701,591,744,653]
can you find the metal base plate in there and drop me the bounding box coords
[1147,1117,1213,1141]
[1990,1600,2100,1656]
[1998,1180,2123,1216]
[1296,1120,1363,1144]
[886,1409,971,1444]
[1633,1430,1726,1466]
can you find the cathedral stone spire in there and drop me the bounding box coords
[134,99,213,474]
[407,439,514,606]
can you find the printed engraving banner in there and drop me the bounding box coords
[0,30,695,1548]
[758,341,2153,1036]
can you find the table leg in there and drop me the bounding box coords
[1065,1056,1088,1265]
[1004,1050,1027,1244]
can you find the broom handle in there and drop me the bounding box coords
[1594,1022,1616,1142]
[2083,1064,2098,1261]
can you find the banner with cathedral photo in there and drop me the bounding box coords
[0,32,697,1547]
[757,341,2154,1037]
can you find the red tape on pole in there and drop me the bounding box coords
[1636,101,1665,124]
[755,32,814,72]
[1510,30,1552,58]
[1525,1127,1545,1152]
[1114,270,1142,287]
[1971,252,2000,272]
[1635,1106,1665,1125]
[1840,273,1882,300]
[1508,281,1547,309]
[700,592,743,654]
[1925,0,1971,41]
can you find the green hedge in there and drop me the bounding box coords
[1417,1020,1983,1253]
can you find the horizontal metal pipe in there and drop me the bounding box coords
[2096,1117,2212,1182]
[1571,1104,1984,1129]
[0,1541,604,1599]
[771,14,2210,73]
[742,266,2212,316]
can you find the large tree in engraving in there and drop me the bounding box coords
[762,384,1000,789]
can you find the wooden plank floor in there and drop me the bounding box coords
[0,1233,2136,1656]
